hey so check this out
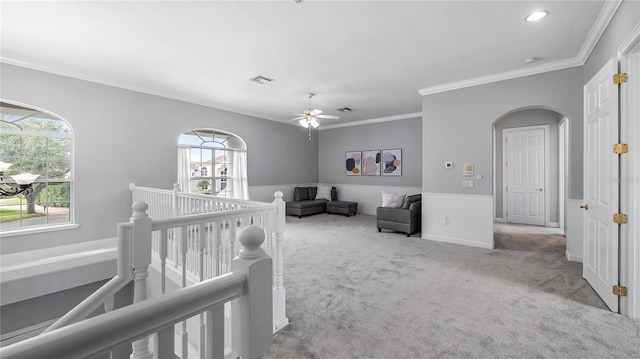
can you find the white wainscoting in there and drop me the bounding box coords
[249,184,316,203]
[422,193,495,249]
[565,199,584,263]
[325,184,422,216]
[250,183,421,215]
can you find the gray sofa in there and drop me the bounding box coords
[376,194,422,237]
[286,186,337,218]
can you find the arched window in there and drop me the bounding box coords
[1,101,73,231]
[178,129,248,199]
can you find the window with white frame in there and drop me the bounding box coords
[178,129,248,199]
[0,101,73,231]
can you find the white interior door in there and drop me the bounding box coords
[505,127,545,226]
[583,57,619,311]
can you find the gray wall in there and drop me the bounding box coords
[422,67,583,199]
[318,117,422,186]
[494,109,562,222]
[584,0,640,81]
[1,64,318,254]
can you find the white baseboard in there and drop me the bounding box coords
[550,222,559,228]
[495,217,506,223]
[424,234,494,249]
[565,250,583,263]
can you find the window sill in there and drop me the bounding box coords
[0,224,80,238]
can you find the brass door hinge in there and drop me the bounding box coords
[613,73,628,84]
[613,143,629,154]
[613,213,628,224]
[613,285,627,297]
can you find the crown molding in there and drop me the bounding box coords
[577,0,622,63]
[0,57,271,121]
[419,0,622,97]
[318,112,422,130]
[418,58,583,96]
[617,22,640,57]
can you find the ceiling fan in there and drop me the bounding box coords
[289,93,339,139]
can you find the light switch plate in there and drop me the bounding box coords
[463,180,474,188]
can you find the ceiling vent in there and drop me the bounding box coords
[249,75,275,85]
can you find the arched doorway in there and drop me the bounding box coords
[492,107,569,249]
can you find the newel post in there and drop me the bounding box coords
[232,226,273,359]
[129,202,153,359]
[271,191,289,331]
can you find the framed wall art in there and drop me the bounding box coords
[345,151,362,175]
[381,148,402,176]
[362,150,381,176]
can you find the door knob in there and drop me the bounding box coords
[537,188,544,192]
[580,204,589,210]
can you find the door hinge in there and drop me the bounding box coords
[613,285,628,297]
[613,73,628,84]
[613,213,628,224]
[613,143,628,154]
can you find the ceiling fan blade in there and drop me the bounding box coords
[310,109,323,116]
[288,117,306,121]
[317,115,340,120]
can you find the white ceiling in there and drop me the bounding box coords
[1,1,613,127]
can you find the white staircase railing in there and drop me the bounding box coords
[0,226,273,359]
[130,183,289,335]
[22,184,288,358]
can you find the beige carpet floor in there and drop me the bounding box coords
[268,214,640,358]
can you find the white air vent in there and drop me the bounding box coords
[249,75,275,85]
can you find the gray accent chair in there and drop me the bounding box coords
[376,194,422,237]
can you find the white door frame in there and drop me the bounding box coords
[618,24,640,319]
[502,124,551,227]
[559,119,567,232]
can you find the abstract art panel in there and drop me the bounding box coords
[381,148,402,176]
[362,150,381,176]
[345,151,362,175]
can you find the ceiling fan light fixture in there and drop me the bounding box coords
[299,119,309,128]
[525,11,548,22]
[309,119,320,128]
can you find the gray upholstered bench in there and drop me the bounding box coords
[326,201,358,217]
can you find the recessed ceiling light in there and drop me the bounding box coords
[523,57,538,64]
[338,107,352,112]
[526,11,548,22]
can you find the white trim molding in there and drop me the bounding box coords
[319,112,422,130]
[577,0,623,63]
[565,199,584,263]
[422,193,494,249]
[419,1,622,97]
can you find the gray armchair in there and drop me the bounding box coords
[376,194,421,237]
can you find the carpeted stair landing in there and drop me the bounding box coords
[268,214,640,358]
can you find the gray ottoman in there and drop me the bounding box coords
[326,201,358,217]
